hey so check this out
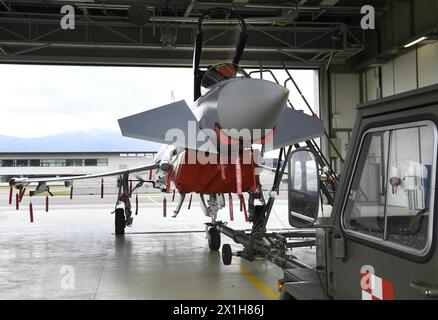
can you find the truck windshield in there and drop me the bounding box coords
[343,122,436,254]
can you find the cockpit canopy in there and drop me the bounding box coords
[201,63,249,95]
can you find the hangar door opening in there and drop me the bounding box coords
[0,64,320,187]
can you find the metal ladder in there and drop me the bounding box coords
[248,63,343,206]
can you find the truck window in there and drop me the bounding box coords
[343,122,436,255]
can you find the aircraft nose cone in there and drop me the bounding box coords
[217,78,288,140]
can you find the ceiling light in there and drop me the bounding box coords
[404,36,428,48]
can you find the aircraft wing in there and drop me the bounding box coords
[10,162,159,187]
[273,107,324,150]
[258,163,288,174]
[118,100,216,152]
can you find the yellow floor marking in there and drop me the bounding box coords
[239,265,278,300]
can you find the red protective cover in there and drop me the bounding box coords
[172,151,258,194]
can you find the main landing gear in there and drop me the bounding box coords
[114,172,136,236]
[115,208,125,235]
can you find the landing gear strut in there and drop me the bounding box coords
[113,173,133,236]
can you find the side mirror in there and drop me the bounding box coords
[288,148,320,228]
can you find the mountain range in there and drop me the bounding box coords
[0,131,162,153]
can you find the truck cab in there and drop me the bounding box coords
[281,84,438,300]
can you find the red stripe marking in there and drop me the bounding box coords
[149,169,153,180]
[382,279,395,300]
[215,124,240,145]
[240,195,248,222]
[100,179,104,199]
[188,194,192,210]
[166,168,172,193]
[19,187,26,202]
[228,193,234,221]
[220,163,226,180]
[235,155,242,195]
[29,201,34,223]
[251,152,257,192]
[135,194,138,216]
[163,197,167,217]
[15,193,19,210]
[9,186,13,205]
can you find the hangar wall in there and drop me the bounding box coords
[327,41,438,173]
[362,42,438,101]
[326,72,360,172]
[355,0,438,102]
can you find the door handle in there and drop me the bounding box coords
[410,281,438,297]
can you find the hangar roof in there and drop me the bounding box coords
[0,0,388,68]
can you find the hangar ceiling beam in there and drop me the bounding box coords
[319,0,341,6]
[195,1,385,14]
[0,12,364,66]
[0,0,373,67]
[0,40,342,54]
[0,0,10,12]
[0,55,320,68]
[184,0,196,17]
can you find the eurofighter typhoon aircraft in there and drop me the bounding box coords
[9,8,324,248]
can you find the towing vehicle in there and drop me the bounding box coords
[217,84,438,300]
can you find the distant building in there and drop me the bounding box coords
[0,151,157,194]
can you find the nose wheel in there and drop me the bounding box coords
[115,208,125,236]
[221,244,232,265]
[207,228,221,251]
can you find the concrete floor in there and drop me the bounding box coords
[0,192,316,300]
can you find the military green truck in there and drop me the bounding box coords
[280,84,438,300]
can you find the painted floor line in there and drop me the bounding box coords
[239,265,278,300]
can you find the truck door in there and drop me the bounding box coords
[334,120,437,299]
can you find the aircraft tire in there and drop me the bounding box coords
[208,228,221,251]
[115,208,125,236]
[221,244,232,265]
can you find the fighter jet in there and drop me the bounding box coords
[9,8,324,246]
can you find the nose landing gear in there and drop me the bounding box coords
[207,227,221,251]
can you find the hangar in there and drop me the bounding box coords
[0,0,438,301]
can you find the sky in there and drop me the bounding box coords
[0,64,318,138]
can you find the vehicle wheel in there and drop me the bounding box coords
[115,208,125,236]
[222,244,232,265]
[207,228,221,251]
